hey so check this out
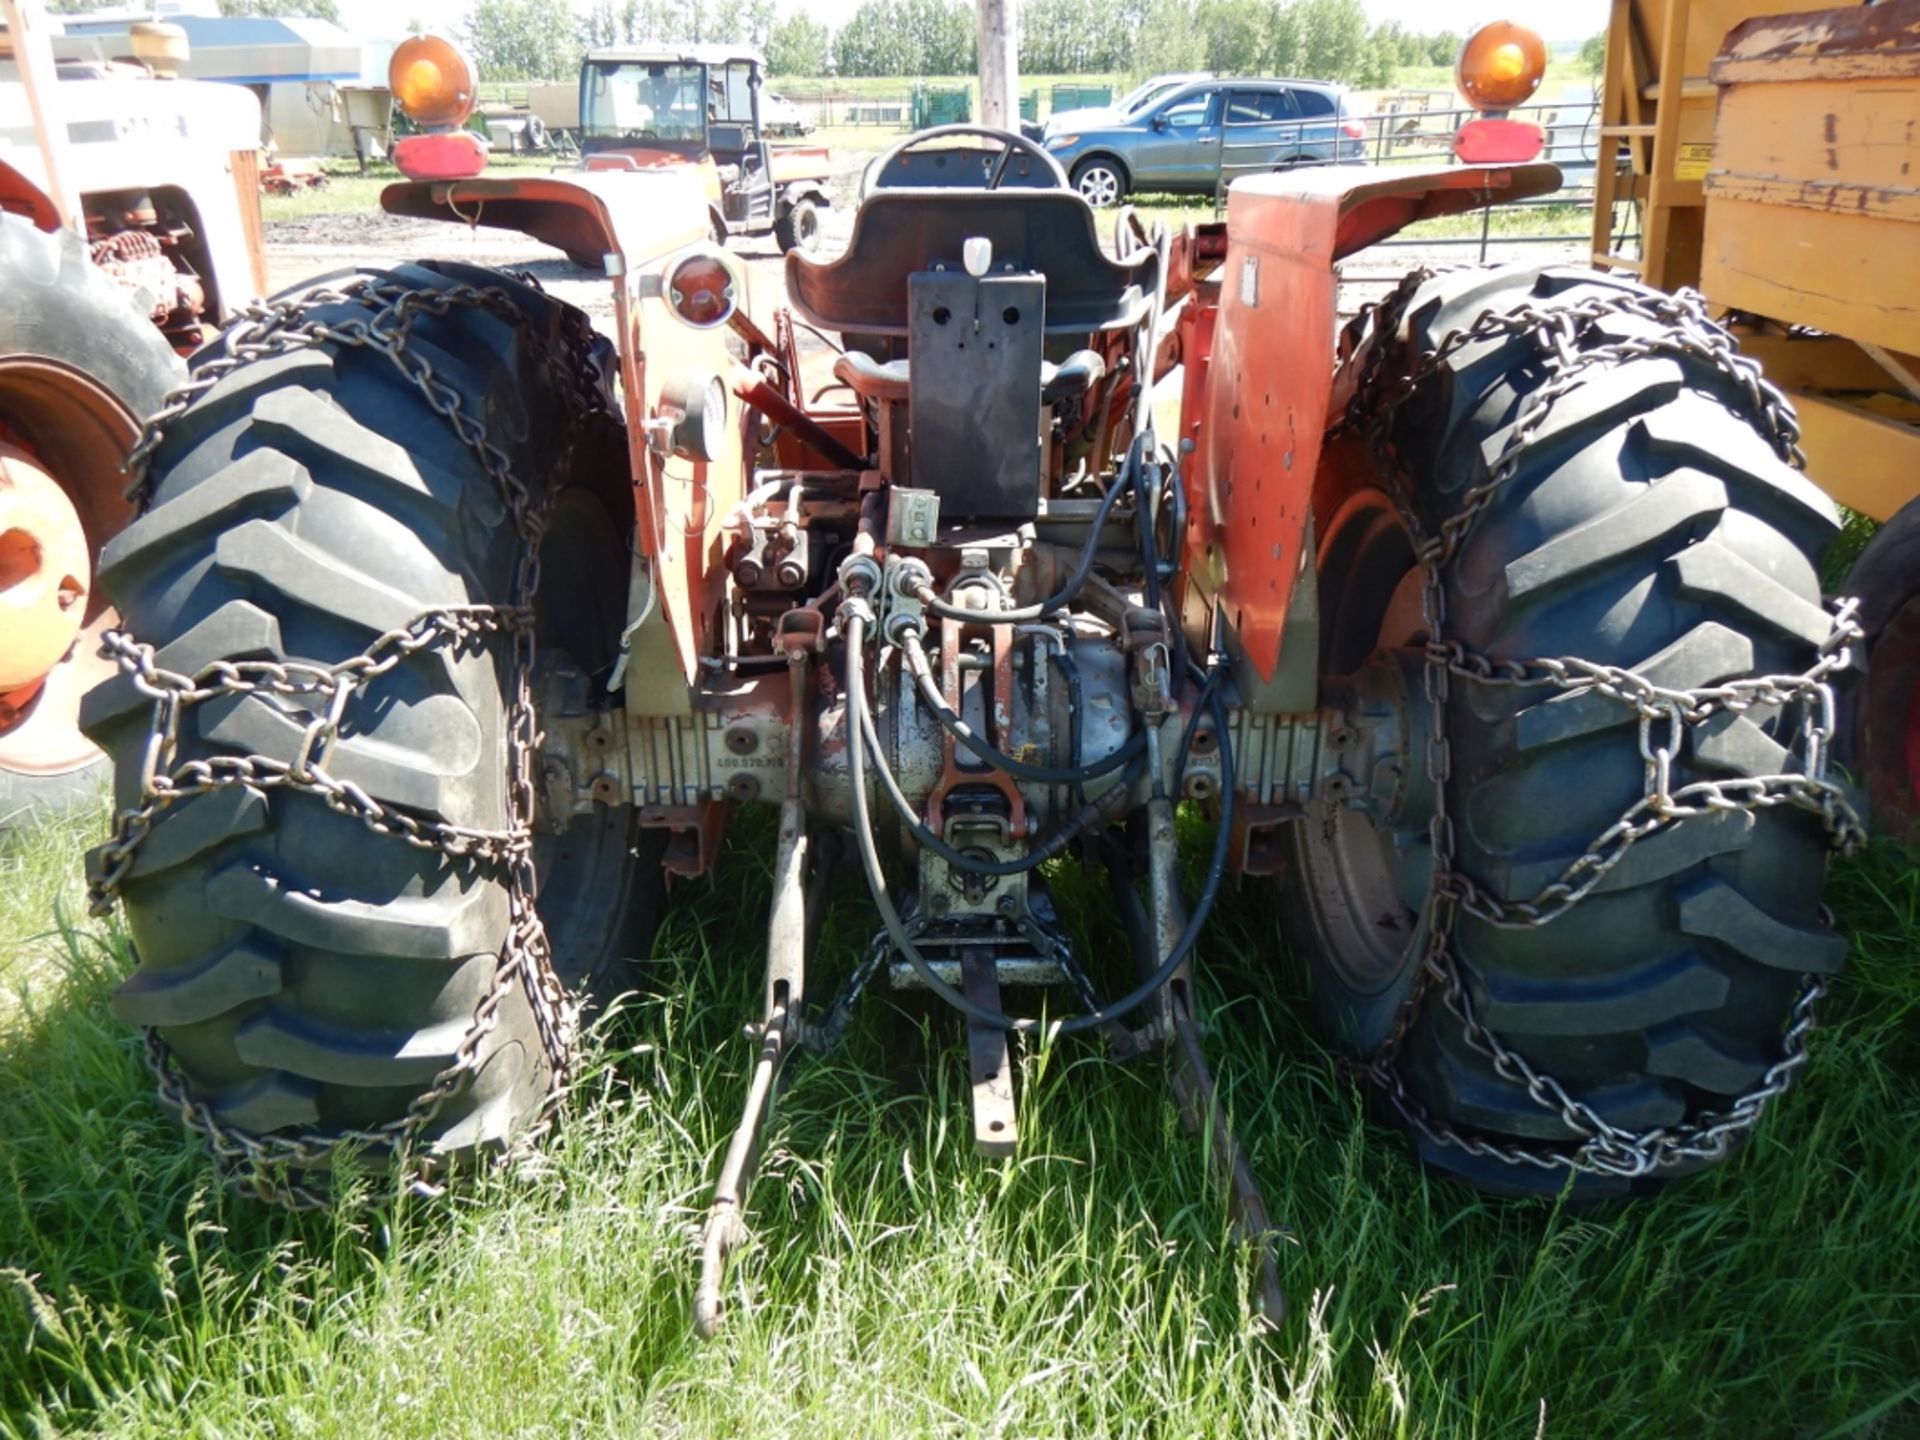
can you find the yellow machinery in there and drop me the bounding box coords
[1594,0,1920,839]
[1592,0,1920,524]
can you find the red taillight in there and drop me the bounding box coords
[666,251,737,329]
[1341,120,1365,140]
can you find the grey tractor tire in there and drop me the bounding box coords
[1284,263,1847,1197]
[1839,497,1920,848]
[774,198,819,255]
[80,261,656,1166]
[0,213,185,824]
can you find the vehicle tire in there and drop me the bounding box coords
[81,262,658,1186]
[1840,497,1920,848]
[1071,157,1126,209]
[0,213,184,827]
[774,197,820,255]
[1283,263,1850,1197]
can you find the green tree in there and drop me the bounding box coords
[767,12,829,74]
[1578,30,1608,74]
[1292,0,1366,80]
[1132,0,1202,79]
[217,0,344,22]
[1262,0,1302,76]
[463,0,580,80]
[1357,30,1396,87]
[830,0,970,75]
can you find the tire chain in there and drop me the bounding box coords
[1342,270,1865,1180]
[89,273,608,1209]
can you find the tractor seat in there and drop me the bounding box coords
[786,188,1157,339]
[834,347,1106,406]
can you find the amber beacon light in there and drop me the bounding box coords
[1456,21,1548,112]
[1450,21,1549,163]
[389,34,490,181]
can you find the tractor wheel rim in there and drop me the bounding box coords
[0,440,91,695]
[1079,168,1118,207]
[0,607,116,775]
[1297,485,1431,994]
[0,356,142,773]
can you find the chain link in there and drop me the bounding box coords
[1348,273,1863,1180]
[94,274,608,1207]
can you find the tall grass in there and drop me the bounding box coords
[2,803,1915,1437]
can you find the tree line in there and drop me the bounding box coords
[459,0,1463,86]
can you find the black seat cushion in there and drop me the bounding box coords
[785,189,1157,339]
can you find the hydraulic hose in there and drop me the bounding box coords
[899,626,1146,785]
[843,594,1235,1036]
[912,435,1149,625]
[853,657,1143,877]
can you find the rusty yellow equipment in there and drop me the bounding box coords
[1593,0,1920,524]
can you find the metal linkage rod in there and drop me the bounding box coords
[693,648,812,1337]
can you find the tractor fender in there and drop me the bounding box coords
[0,160,61,232]
[382,172,745,699]
[1173,161,1561,688]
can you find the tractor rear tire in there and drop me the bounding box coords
[82,263,656,1178]
[1284,264,1848,1197]
[1840,497,1920,848]
[0,213,185,826]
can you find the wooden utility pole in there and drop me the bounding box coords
[977,0,1018,130]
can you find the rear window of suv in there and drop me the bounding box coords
[1293,89,1338,117]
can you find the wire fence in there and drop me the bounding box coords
[1213,99,1605,268]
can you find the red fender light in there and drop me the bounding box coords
[1341,120,1365,140]
[663,248,740,330]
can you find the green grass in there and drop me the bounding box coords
[259,154,582,224]
[2,794,1917,1437]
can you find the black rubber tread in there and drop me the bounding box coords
[84,262,651,1164]
[0,213,186,824]
[774,198,817,255]
[1838,497,1920,847]
[0,211,183,421]
[1291,263,1845,1197]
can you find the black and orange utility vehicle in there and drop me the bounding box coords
[81,26,1863,1330]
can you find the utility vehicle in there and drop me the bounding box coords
[577,44,833,252]
[82,24,1861,1330]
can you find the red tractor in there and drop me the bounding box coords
[82,28,1861,1330]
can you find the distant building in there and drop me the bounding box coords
[51,11,390,157]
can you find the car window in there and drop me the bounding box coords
[1292,89,1338,118]
[1159,91,1216,128]
[1127,81,1179,114]
[1226,89,1298,124]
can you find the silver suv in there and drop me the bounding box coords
[1043,78,1367,207]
